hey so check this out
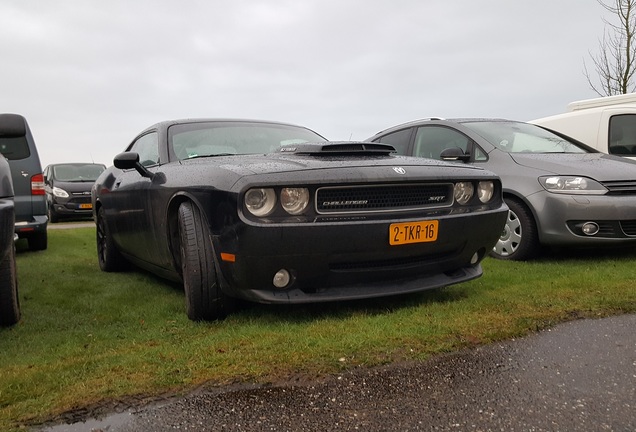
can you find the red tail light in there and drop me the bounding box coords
[31,173,45,195]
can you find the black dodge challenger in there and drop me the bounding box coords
[92,119,508,321]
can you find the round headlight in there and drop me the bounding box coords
[477,181,494,203]
[454,182,474,205]
[280,188,309,215]
[245,188,276,217]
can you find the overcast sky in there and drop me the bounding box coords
[1,1,612,167]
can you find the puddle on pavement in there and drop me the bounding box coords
[36,410,134,432]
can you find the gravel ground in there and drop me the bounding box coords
[38,313,636,432]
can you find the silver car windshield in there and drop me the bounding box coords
[463,121,588,154]
[169,122,326,160]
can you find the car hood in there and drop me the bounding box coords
[509,153,636,181]
[185,153,485,176]
[53,180,96,193]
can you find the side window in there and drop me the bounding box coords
[608,114,636,155]
[372,128,412,155]
[0,136,30,160]
[413,126,470,160]
[130,132,159,166]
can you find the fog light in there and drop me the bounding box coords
[581,222,600,236]
[273,269,291,288]
[470,252,479,265]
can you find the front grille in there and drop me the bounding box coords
[330,250,455,272]
[620,220,636,236]
[596,221,617,236]
[68,196,91,204]
[316,183,453,214]
[601,180,636,194]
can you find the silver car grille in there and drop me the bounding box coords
[315,183,453,214]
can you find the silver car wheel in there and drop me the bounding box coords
[493,209,522,257]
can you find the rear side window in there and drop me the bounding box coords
[608,114,636,155]
[371,128,412,154]
[0,136,31,160]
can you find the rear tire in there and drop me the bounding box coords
[178,201,231,321]
[0,245,20,326]
[96,207,128,271]
[491,198,539,260]
[28,232,47,251]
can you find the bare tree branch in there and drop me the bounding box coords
[585,0,636,95]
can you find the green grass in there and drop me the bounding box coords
[1,228,636,430]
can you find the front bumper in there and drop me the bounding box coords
[529,191,636,246]
[213,207,508,303]
[51,196,93,218]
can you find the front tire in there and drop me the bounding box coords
[48,204,59,223]
[178,201,231,321]
[96,207,128,271]
[0,245,20,326]
[491,198,539,261]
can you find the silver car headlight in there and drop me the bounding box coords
[280,187,309,215]
[245,188,277,216]
[539,176,607,195]
[454,182,474,205]
[52,186,69,198]
[477,181,495,203]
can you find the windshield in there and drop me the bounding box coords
[463,121,588,154]
[53,163,106,181]
[169,122,326,160]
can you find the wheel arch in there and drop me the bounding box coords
[501,191,543,242]
[166,193,211,279]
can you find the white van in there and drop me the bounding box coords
[531,92,636,160]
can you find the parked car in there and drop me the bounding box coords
[531,92,636,160]
[0,113,47,250]
[367,118,636,260]
[0,153,19,326]
[43,163,106,222]
[92,118,508,321]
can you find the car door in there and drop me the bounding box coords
[109,131,162,264]
[412,126,489,162]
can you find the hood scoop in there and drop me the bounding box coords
[278,141,396,156]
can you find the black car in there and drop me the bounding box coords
[92,119,508,321]
[43,163,106,222]
[0,153,19,326]
[0,113,47,251]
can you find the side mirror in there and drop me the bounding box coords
[113,152,154,178]
[440,147,471,162]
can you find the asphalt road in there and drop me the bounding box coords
[39,313,636,432]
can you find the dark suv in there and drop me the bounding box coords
[43,163,106,222]
[0,153,20,326]
[0,114,47,251]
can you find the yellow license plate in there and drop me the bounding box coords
[79,203,92,209]
[390,220,438,245]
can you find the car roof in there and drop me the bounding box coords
[371,117,514,137]
[139,118,315,135]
